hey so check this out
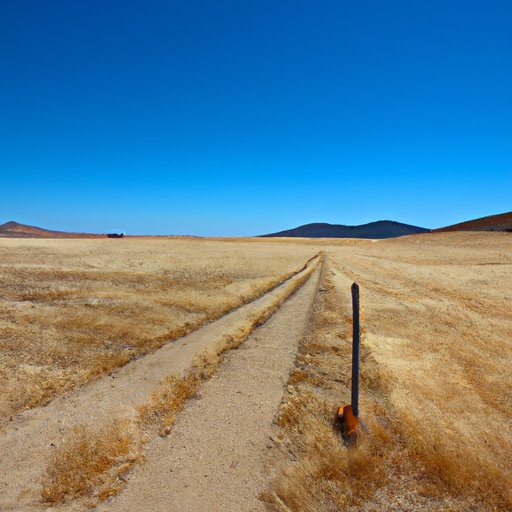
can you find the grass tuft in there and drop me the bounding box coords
[41,420,140,504]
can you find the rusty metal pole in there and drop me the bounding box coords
[335,283,361,446]
[351,283,360,417]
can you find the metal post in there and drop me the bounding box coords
[351,283,360,417]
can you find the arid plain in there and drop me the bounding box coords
[0,232,510,511]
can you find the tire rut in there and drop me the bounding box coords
[0,256,320,512]
[97,267,322,512]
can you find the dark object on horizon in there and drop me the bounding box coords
[107,233,124,238]
[261,221,429,239]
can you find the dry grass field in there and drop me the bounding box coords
[1,232,510,511]
[266,231,512,511]
[0,238,316,422]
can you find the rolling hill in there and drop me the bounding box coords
[261,221,429,239]
[2,212,510,240]
[435,211,512,232]
[0,221,95,238]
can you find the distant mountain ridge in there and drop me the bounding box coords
[2,212,510,239]
[261,221,429,239]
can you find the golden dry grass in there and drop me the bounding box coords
[39,252,322,505]
[4,232,511,510]
[265,232,512,511]
[329,232,512,510]
[0,238,317,421]
[41,419,141,504]
[263,264,407,512]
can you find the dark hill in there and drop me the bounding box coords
[261,221,429,239]
[434,211,512,233]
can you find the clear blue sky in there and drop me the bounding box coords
[1,1,511,235]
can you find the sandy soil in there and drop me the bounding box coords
[0,256,319,512]
[96,267,321,512]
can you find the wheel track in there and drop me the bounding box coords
[97,263,323,512]
[0,255,321,511]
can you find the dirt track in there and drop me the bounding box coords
[0,257,319,512]
[2,232,510,511]
[97,266,321,512]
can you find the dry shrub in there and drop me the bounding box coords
[138,373,201,435]
[400,416,512,510]
[266,392,387,512]
[288,369,309,385]
[20,289,73,302]
[41,419,140,503]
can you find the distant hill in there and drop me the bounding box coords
[434,211,512,233]
[3,213,509,240]
[261,221,429,239]
[0,221,95,238]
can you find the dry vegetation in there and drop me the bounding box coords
[263,263,430,512]
[40,254,321,505]
[0,237,316,422]
[137,254,320,439]
[265,232,512,511]
[2,232,511,511]
[41,419,140,505]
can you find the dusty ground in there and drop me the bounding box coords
[1,232,510,511]
[0,238,316,420]
[96,266,321,512]
[0,254,320,511]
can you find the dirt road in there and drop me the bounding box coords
[0,257,319,512]
[97,267,321,512]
